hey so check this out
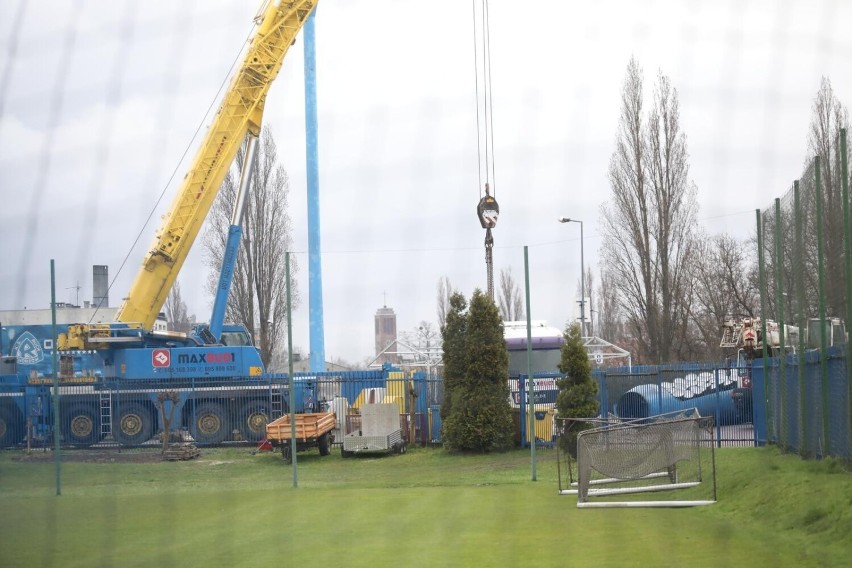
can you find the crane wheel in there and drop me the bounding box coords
[238,401,269,442]
[190,402,229,445]
[0,405,24,448]
[113,402,154,447]
[63,404,101,447]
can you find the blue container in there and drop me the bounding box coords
[617,369,738,422]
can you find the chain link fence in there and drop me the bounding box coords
[756,128,851,459]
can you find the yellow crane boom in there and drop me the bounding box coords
[116,0,317,330]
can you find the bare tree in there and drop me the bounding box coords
[595,267,622,344]
[203,126,299,367]
[399,320,442,358]
[600,58,699,364]
[163,280,192,333]
[690,233,759,360]
[497,267,525,322]
[436,276,455,329]
[805,77,850,318]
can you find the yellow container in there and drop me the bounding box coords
[384,372,408,413]
[513,408,555,444]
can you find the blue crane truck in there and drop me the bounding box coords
[0,320,430,449]
[1,1,326,450]
[0,321,317,447]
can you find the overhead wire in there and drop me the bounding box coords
[0,0,26,124]
[472,0,496,198]
[93,17,257,323]
[484,0,496,197]
[472,0,483,198]
[472,0,498,300]
[13,0,82,310]
[78,1,140,320]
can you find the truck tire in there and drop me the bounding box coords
[238,401,269,442]
[0,405,24,447]
[63,404,101,447]
[190,402,229,445]
[318,433,330,456]
[113,402,154,446]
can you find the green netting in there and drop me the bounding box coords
[757,130,852,459]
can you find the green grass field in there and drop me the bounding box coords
[1,444,850,567]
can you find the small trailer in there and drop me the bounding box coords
[341,403,406,458]
[265,412,336,463]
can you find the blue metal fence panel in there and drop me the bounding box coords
[760,348,849,459]
[827,351,850,458]
[10,353,846,454]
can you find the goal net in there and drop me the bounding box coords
[558,409,716,508]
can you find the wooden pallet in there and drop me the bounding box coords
[162,443,201,461]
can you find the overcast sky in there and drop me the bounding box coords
[1,0,850,364]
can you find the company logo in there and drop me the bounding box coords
[177,352,235,364]
[152,349,171,368]
[13,332,44,365]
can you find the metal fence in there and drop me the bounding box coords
[754,347,850,459]
[592,363,756,447]
[10,355,849,455]
[510,362,757,449]
[754,127,852,460]
[0,369,445,451]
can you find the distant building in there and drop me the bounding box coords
[92,265,109,308]
[152,312,169,332]
[374,305,398,365]
[0,306,167,330]
[0,263,165,342]
[0,306,120,326]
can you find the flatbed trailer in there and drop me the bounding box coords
[265,412,335,463]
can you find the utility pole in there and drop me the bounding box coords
[558,217,586,336]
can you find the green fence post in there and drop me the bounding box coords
[286,251,298,487]
[814,158,830,456]
[523,246,536,481]
[841,128,852,457]
[50,259,61,496]
[794,181,808,456]
[757,210,772,443]
[774,198,788,450]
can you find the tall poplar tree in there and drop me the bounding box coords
[600,58,698,364]
[203,126,298,368]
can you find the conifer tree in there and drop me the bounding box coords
[442,289,514,452]
[556,322,599,456]
[440,292,467,421]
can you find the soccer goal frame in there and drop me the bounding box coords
[556,409,717,508]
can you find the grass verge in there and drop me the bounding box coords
[0,445,849,567]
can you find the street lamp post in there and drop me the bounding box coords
[557,217,585,337]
